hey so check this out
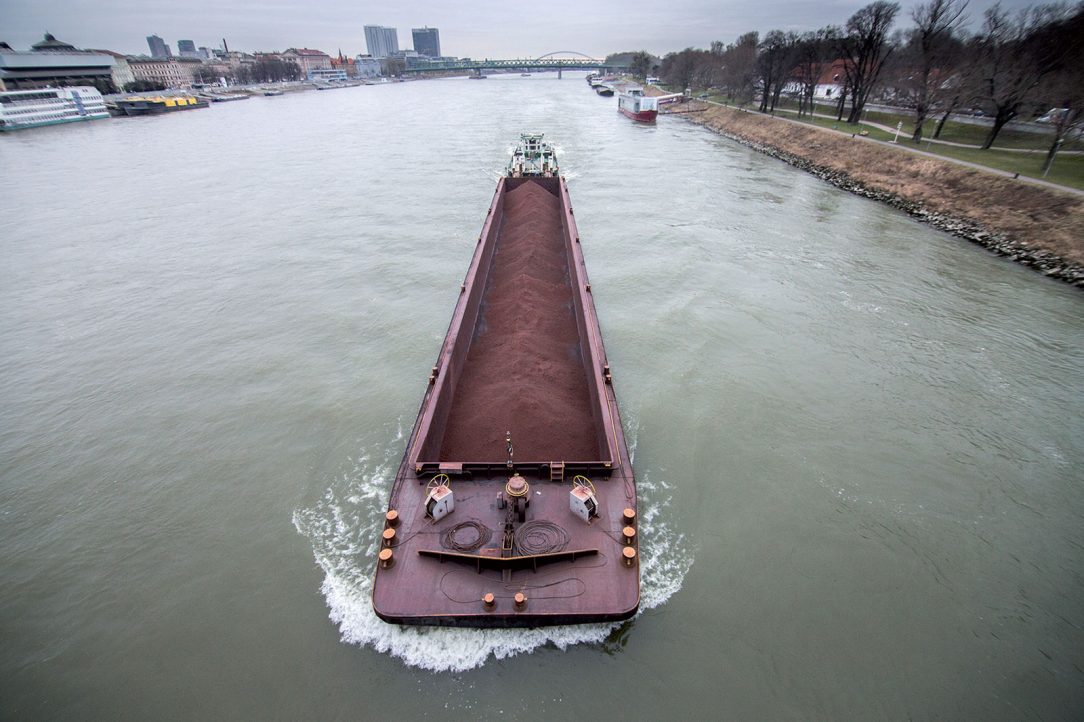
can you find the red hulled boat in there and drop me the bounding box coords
[617,87,658,123]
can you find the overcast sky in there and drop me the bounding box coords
[2,0,1037,58]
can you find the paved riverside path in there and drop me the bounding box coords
[695,100,1084,198]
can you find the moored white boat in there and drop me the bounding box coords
[617,86,658,123]
[0,86,109,131]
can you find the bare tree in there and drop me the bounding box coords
[757,30,799,113]
[193,65,218,85]
[835,72,851,121]
[720,32,759,105]
[629,51,652,79]
[793,28,838,118]
[1036,5,1084,173]
[905,0,969,141]
[926,50,983,138]
[839,1,900,123]
[972,2,1076,149]
[695,51,722,89]
[661,48,698,90]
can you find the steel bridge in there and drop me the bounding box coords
[402,51,615,75]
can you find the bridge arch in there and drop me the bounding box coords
[534,51,602,61]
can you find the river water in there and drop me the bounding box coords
[2,74,1082,719]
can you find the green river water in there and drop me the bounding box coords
[2,73,1082,719]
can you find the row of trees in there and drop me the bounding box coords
[122,80,166,93]
[191,58,303,86]
[641,1,1082,157]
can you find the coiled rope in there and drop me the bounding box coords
[441,520,492,552]
[514,520,571,555]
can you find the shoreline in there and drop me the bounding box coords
[665,101,1084,288]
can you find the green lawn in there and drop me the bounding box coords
[862,109,1083,152]
[769,98,1083,152]
[912,144,1084,191]
[775,109,1084,190]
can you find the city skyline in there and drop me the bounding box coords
[3,0,1039,59]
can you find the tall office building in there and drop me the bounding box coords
[363,25,399,58]
[146,34,171,58]
[176,39,197,58]
[411,27,440,58]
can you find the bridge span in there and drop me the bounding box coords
[402,52,620,75]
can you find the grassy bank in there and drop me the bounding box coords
[767,99,1084,152]
[767,109,1084,190]
[676,103,1084,284]
[663,84,1084,189]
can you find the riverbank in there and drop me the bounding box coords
[669,102,1084,287]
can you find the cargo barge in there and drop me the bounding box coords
[372,134,639,627]
[112,96,208,116]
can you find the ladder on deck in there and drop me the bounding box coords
[549,462,565,483]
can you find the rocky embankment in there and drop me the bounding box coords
[666,100,1084,288]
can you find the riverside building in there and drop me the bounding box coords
[88,49,135,89]
[146,34,171,58]
[0,35,115,91]
[354,55,381,78]
[411,27,440,58]
[128,57,191,88]
[281,48,332,78]
[363,26,399,58]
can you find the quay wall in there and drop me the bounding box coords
[667,101,1084,287]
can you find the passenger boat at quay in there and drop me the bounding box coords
[372,134,639,627]
[112,95,208,116]
[617,86,658,123]
[0,87,108,131]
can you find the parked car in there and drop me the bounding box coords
[1036,108,1068,123]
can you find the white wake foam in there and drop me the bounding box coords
[292,419,691,672]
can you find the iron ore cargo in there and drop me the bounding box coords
[372,135,639,627]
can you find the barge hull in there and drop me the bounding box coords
[372,174,638,627]
[619,107,658,123]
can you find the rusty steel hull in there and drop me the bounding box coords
[372,176,639,627]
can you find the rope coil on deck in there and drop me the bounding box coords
[513,520,571,555]
[441,520,493,552]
